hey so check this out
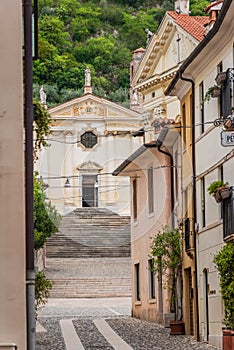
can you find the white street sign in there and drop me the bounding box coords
[221,131,234,146]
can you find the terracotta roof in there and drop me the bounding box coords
[132,47,145,54]
[167,11,210,42]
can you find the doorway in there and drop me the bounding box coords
[82,175,98,207]
[184,268,194,335]
[203,268,209,342]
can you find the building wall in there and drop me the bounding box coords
[129,147,173,322]
[180,91,198,337]
[0,1,26,348]
[194,41,234,349]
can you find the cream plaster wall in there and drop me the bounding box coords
[0,1,26,348]
[194,38,234,349]
[126,147,175,322]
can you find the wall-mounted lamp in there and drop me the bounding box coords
[64,178,71,188]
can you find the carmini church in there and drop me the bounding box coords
[37,68,142,215]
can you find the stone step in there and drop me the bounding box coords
[47,250,130,259]
[48,277,132,298]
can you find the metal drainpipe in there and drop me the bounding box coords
[157,143,175,228]
[179,72,199,341]
[23,0,36,349]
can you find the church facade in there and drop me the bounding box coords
[37,73,142,215]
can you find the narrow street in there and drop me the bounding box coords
[36,297,218,350]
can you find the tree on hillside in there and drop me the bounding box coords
[34,0,208,106]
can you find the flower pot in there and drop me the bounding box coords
[214,190,223,203]
[219,187,231,200]
[169,321,185,335]
[215,72,227,85]
[214,186,231,202]
[211,88,221,98]
[222,329,234,350]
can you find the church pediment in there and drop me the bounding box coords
[49,94,140,121]
[77,161,103,173]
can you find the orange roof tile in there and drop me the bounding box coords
[167,11,210,42]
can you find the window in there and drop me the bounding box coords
[217,63,223,116]
[184,218,190,251]
[201,177,206,228]
[135,263,140,301]
[183,188,188,218]
[182,103,186,146]
[148,166,154,214]
[81,131,97,148]
[174,150,178,203]
[219,165,224,219]
[199,82,204,134]
[133,178,137,220]
[152,92,155,98]
[148,259,155,299]
[223,187,234,240]
[222,68,233,118]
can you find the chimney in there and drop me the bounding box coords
[174,0,190,14]
[205,1,223,32]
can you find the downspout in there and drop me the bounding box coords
[23,0,36,349]
[179,72,199,341]
[157,143,175,228]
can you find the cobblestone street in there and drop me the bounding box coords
[36,298,219,350]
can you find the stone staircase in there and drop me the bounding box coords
[45,257,132,298]
[46,208,131,258]
[48,277,132,298]
[45,208,132,298]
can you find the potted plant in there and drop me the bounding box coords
[150,225,184,335]
[207,181,230,203]
[215,72,227,85]
[214,242,234,350]
[203,85,221,103]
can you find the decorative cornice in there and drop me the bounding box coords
[137,71,177,92]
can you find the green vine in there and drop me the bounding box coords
[214,242,234,329]
[33,100,51,154]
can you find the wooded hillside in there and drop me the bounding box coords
[33,0,209,106]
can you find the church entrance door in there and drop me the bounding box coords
[82,175,98,207]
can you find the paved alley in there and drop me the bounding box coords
[36,297,219,350]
